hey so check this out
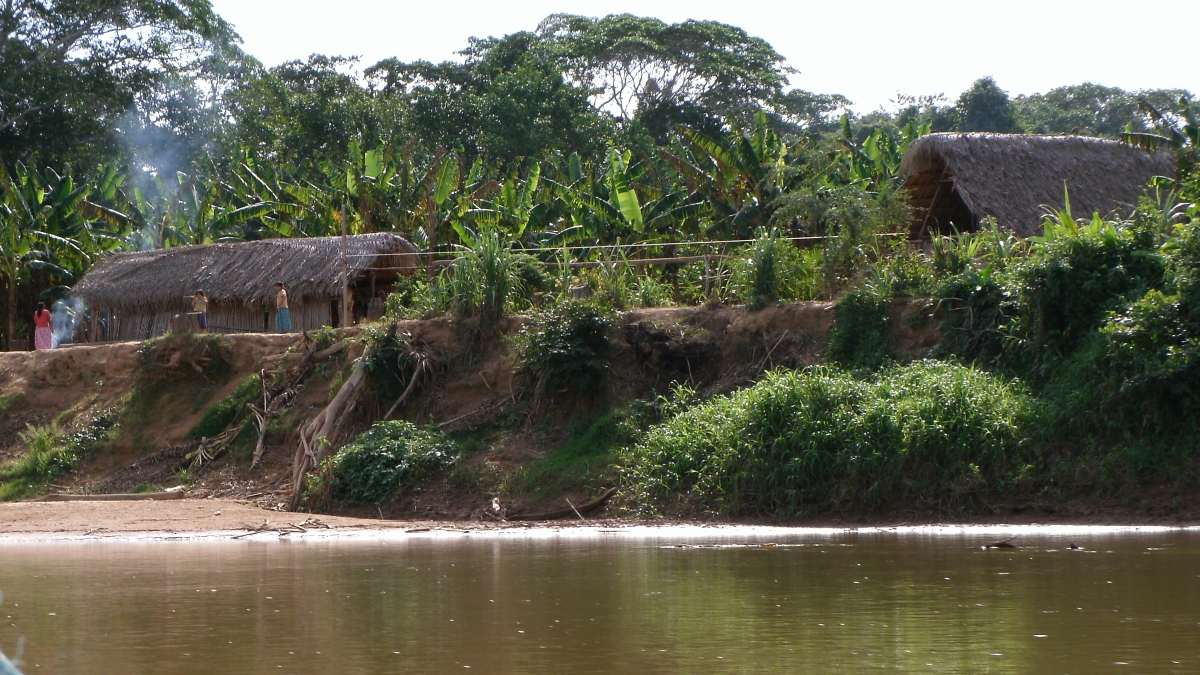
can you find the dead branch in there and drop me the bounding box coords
[508,487,618,521]
[289,348,371,510]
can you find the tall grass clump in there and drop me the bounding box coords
[187,374,261,439]
[718,232,821,307]
[827,287,891,370]
[0,409,121,500]
[620,361,1037,517]
[747,227,779,309]
[318,421,459,505]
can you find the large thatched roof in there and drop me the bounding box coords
[900,133,1176,237]
[73,233,419,310]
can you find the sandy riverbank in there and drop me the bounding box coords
[2,499,1198,542]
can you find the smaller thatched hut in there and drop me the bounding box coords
[900,133,1176,237]
[72,233,418,341]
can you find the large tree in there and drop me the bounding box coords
[956,77,1018,133]
[533,14,790,139]
[365,32,611,162]
[0,0,238,168]
[224,55,404,166]
[1013,83,1193,138]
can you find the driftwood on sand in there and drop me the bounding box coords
[507,487,618,521]
[41,491,186,502]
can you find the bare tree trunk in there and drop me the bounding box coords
[5,272,14,352]
[288,351,369,510]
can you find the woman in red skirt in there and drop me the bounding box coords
[33,302,52,350]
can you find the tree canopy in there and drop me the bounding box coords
[0,0,240,167]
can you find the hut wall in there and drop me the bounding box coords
[98,297,337,341]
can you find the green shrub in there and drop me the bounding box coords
[934,265,1014,366]
[384,275,439,320]
[516,256,553,292]
[620,361,1036,517]
[323,421,459,504]
[0,408,120,500]
[187,374,261,439]
[1046,219,1200,437]
[827,287,891,370]
[1015,221,1163,367]
[515,302,613,393]
[361,323,422,404]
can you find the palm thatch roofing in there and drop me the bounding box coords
[900,133,1176,237]
[73,233,419,310]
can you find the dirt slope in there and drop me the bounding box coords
[0,302,942,519]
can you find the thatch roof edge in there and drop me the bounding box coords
[73,233,418,311]
[900,133,1176,237]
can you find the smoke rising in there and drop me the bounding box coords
[51,297,87,348]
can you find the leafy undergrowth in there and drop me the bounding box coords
[0,408,121,500]
[499,412,629,501]
[187,374,261,440]
[620,361,1040,518]
[312,421,460,506]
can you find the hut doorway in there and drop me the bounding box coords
[903,157,977,237]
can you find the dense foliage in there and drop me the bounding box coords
[321,421,458,505]
[2,3,1193,351]
[620,362,1036,516]
[515,302,613,394]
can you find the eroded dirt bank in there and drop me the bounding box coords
[4,302,928,516]
[5,300,1193,527]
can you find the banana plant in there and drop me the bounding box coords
[0,163,96,349]
[661,111,790,237]
[130,171,295,248]
[838,116,931,189]
[1122,95,1200,175]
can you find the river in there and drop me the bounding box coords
[1,527,1197,674]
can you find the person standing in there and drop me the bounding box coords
[33,302,53,350]
[274,282,291,332]
[192,290,208,332]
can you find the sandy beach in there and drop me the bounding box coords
[2,498,1198,543]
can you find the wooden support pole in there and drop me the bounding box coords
[340,202,350,328]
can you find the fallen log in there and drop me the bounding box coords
[507,487,618,521]
[41,491,186,502]
[261,340,347,365]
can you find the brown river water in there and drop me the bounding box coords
[1,528,1198,674]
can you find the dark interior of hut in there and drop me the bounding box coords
[903,158,978,237]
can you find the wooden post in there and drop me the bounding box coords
[341,202,350,328]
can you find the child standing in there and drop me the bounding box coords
[192,290,208,332]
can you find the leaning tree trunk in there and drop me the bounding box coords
[288,349,369,510]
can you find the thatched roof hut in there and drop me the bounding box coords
[900,133,1176,237]
[73,233,419,340]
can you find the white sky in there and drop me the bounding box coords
[209,0,1199,113]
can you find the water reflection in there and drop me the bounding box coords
[0,530,1197,674]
